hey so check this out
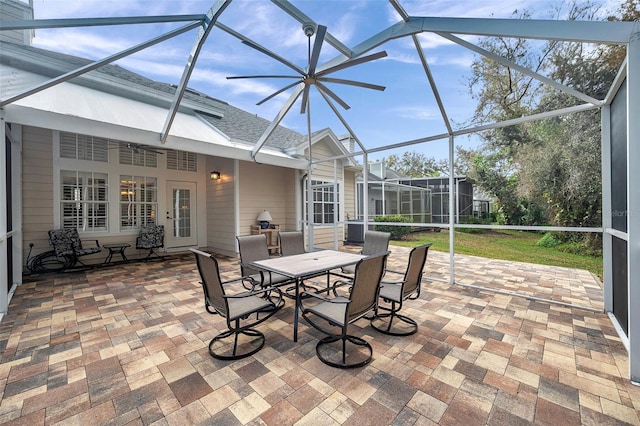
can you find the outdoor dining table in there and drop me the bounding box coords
[251,249,366,342]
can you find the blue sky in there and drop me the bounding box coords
[29,0,621,161]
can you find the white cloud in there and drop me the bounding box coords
[392,106,441,120]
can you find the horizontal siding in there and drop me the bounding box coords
[310,227,345,249]
[282,170,298,231]
[307,143,344,182]
[0,2,31,45]
[21,126,54,261]
[238,161,294,238]
[206,157,236,257]
[343,170,356,240]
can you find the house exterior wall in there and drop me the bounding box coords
[0,0,33,46]
[343,169,356,241]
[21,125,54,263]
[205,156,236,257]
[19,125,352,267]
[237,161,295,237]
[21,125,208,268]
[343,170,356,222]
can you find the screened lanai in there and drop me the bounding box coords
[1,0,639,383]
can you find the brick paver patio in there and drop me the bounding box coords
[0,244,637,425]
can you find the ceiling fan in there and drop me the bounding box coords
[110,142,165,154]
[227,22,387,114]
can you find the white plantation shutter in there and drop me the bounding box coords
[59,132,109,161]
[118,144,157,167]
[166,150,197,171]
[60,132,77,158]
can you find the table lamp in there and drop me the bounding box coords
[257,210,272,229]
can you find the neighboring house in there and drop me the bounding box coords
[356,160,475,225]
[398,176,474,224]
[0,0,360,315]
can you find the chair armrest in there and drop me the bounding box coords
[221,276,250,286]
[81,239,100,248]
[381,279,405,286]
[300,291,331,302]
[300,291,349,304]
[332,278,353,287]
[328,271,353,280]
[224,286,283,299]
[384,269,404,276]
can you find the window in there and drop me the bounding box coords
[304,180,340,224]
[167,150,197,171]
[61,171,108,231]
[60,132,108,162]
[119,176,158,231]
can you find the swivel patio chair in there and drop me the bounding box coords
[236,234,296,290]
[136,224,165,261]
[279,230,330,294]
[300,252,388,368]
[338,230,390,276]
[278,230,306,256]
[370,243,431,336]
[191,248,284,360]
[332,230,390,295]
[48,228,102,270]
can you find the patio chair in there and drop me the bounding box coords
[47,228,102,270]
[236,234,296,290]
[300,252,388,368]
[339,230,390,276]
[279,230,330,294]
[370,243,431,336]
[191,248,284,360]
[136,224,165,261]
[278,230,306,256]
[331,230,390,295]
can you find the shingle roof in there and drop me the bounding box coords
[0,41,306,151]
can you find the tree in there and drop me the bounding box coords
[383,149,467,178]
[383,152,442,177]
[464,0,632,240]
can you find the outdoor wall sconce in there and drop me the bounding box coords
[210,170,221,181]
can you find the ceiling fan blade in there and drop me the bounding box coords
[300,86,310,114]
[256,81,300,106]
[316,51,388,77]
[307,25,326,76]
[144,148,165,155]
[316,77,386,91]
[226,75,300,80]
[241,40,305,75]
[123,142,165,154]
[315,81,350,110]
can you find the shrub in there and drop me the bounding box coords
[457,217,491,234]
[373,215,412,240]
[537,232,562,248]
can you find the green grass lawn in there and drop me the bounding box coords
[392,229,603,278]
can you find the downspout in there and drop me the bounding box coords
[449,135,455,284]
[363,152,369,235]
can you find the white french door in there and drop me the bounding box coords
[165,181,197,248]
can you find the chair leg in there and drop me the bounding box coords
[61,254,93,272]
[315,334,373,369]
[371,302,418,336]
[209,327,266,360]
[141,248,165,262]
